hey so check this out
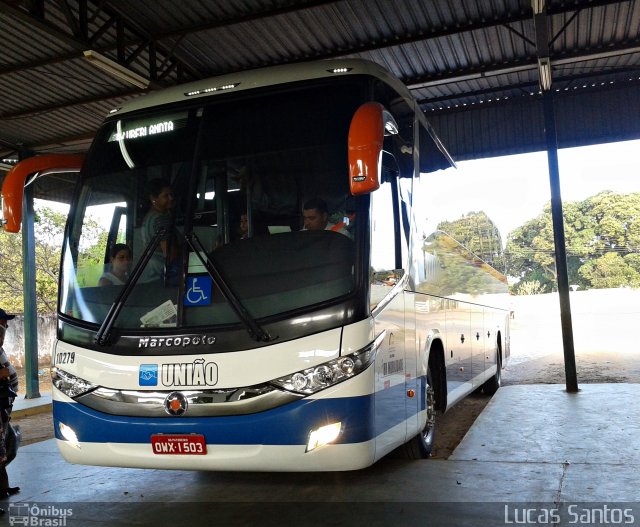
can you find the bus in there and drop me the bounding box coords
[2,59,509,471]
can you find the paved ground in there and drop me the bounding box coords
[5,384,640,527]
[4,289,640,526]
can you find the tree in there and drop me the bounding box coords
[34,207,69,312]
[0,205,109,314]
[505,191,640,292]
[0,227,24,312]
[513,280,545,296]
[578,252,640,288]
[0,206,68,313]
[437,211,505,271]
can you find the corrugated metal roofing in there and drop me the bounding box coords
[1,0,639,175]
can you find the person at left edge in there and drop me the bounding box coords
[0,308,20,501]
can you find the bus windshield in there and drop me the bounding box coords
[60,81,362,332]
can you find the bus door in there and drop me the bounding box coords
[445,299,472,399]
[370,172,409,455]
[403,291,419,438]
[470,304,486,388]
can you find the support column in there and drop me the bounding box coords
[22,180,41,398]
[534,0,578,393]
[542,90,578,393]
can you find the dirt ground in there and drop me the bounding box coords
[12,371,52,446]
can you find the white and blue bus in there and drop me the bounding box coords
[4,59,509,471]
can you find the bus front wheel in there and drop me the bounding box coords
[403,365,436,459]
[482,347,502,395]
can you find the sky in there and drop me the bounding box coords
[419,138,640,246]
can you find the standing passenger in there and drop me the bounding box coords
[141,179,179,282]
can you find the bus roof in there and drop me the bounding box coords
[107,58,455,172]
[109,59,414,117]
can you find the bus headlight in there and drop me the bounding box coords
[51,368,97,398]
[271,339,378,395]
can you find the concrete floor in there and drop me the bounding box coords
[4,384,640,526]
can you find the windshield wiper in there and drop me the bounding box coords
[94,227,166,346]
[185,232,276,343]
[95,227,275,345]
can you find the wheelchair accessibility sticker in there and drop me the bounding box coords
[184,276,212,306]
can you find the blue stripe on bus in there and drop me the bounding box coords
[54,381,424,446]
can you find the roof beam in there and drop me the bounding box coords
[0,0,339,80]
[0,0,193,84]
[0,0,628,80]
[193,0,630,73]
[533,2,553,91]
[0,130,95,159]
[103,0,341,43]
[419,65,640,107]
[405,40,640,90]
[0,88,140,120]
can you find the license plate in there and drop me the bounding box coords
[151,434,207,455]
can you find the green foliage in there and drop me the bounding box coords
[625,253,640,273]
[512,280,545,296]
[0,227,25,312]
[578,252,640,288]
[0,206,68,313]
[0,205,109,315]
[76,227,109,287]
[505,191,640,292]
[419,232,508,297]
[436,211,505,271]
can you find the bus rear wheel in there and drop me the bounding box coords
[403,365,436,459]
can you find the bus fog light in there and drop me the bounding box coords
[59,422,81,449]
[306,422,342,452]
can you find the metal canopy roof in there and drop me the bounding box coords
[1,0,639,175]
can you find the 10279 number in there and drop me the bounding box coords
[55,352,75,365]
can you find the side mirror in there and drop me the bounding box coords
[1,154,84,233]
[348,102,398,195]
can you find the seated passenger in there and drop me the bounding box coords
[302,198,348,235]
[239,212,249,239]
[333,196,357,239]
[99,244,132,286]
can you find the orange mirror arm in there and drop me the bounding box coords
[1,154,84,233]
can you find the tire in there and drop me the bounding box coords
[482,348,502,395]
[403,365,436,459]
